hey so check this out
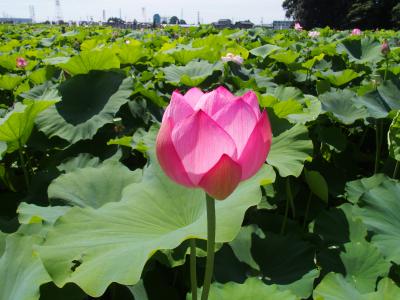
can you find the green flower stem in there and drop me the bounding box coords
[201,194,216,300]
[18,143,29,189]
[190,239,198,300]
[384,58,389,81]
[393,161,399,179]
[286,177,295,219]
[374,120,382,174]
[303,191,313,229]
[280,193,290,235]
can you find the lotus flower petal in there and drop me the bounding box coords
[194,86,236,116]
[241,91,261,118]
[213,98,258,157]
[184,87,204,108]
[163,91,194,123]
[156,118,194,187]
[199,154,242,200]
[172,110,237,185]
[237,111,272,180]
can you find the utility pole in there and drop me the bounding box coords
[141,7,146,23]
[102,9,106,22]
[197,11,200,25]
[55,0,62,23]
[29,5,35,23]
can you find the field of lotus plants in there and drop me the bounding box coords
[1,24,400,300]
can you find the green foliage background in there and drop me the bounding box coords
[0,24,400,300]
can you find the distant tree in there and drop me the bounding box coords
[282,0,351,29]
[179,19,187,25]
[347,0,397,29]
[169,16,179,24]
[393,3,400,27]
[282,0,398,29]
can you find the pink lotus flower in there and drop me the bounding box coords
[308,31,320,38]
[351,28,362,35]
[221,53,244,65]
[16,57,28,68]
[294,22,303,31]
[381,39,390,56]
[156,87,272,200]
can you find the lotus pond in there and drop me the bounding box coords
[1,24,400,300]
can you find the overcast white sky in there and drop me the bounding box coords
[0,0,287,24]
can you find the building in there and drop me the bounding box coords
[273,20,294,30]
[235,20,254,29]
[0,18,33,24]
[153,14,161,25]
[212,19,233,29]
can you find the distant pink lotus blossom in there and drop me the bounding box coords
[221,53,244,65]
[381,39,390,56]
[16,57,28,68]
[351,28,362,35]
[156,87,272,200]
[294,22,303,31]
[308,31,320,38]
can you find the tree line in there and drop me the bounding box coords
[282,0,400,29]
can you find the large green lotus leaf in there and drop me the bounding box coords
[313,274,400,300]
[251,233,319,298]
[354,179,400,264]
[340,241,390,293]
[315,69,361,87]
[313,273,365,300]
[0,54,19,70]
[0,234,51,300]
[48,162,142,208]
[262,87,321,125]
[337,37,383,64]
[58,49,120,75]
[162,60,222,86]
[187,278,297,300]
[228,225,264,271]
[0,100,57,152]
[376,79,400,111]
[366,278,400,300]
[35,71,132,144]
[17,203,70,225]
[57,153,101,173]
[313,204,367,245]
[270,50,300,65]
[357,80,400,119]
[38,161,266,296]
[320,90,368,125]
[0,141,6,158]
[345,174,389,204]
[388,111,400,161]
[116,44,148,65]
[21,82,60,101]
[0,74,24,90]
[249,44,281,58]
[165,45,218,65]
[0,231,6,256]
[267,124,313,177]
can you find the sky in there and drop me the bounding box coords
[0,0,287,24]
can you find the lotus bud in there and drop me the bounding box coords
[156,87,272,200]
[16,57,28,68]
[381,40,390,56]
